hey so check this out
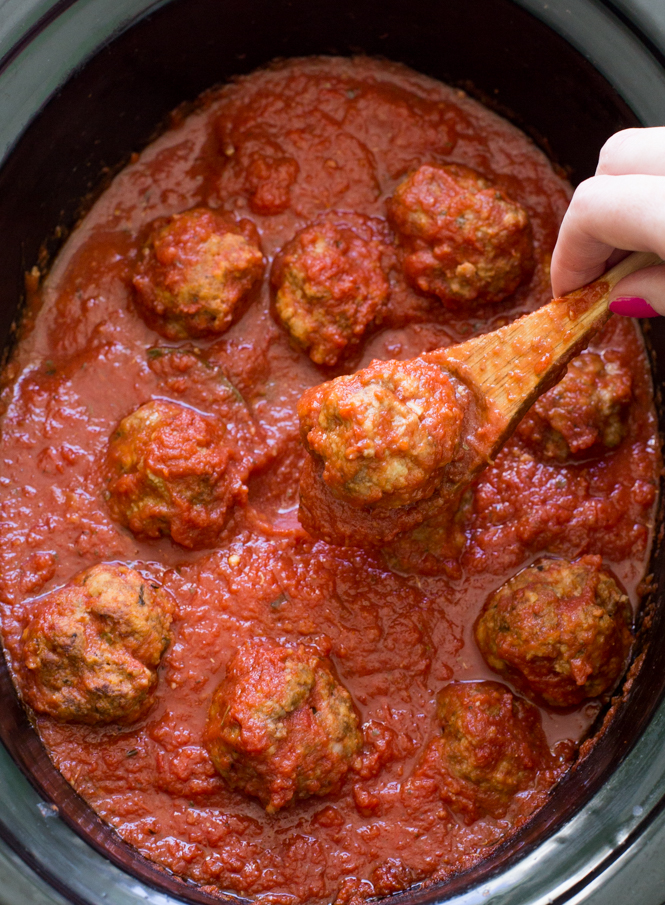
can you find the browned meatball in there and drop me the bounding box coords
[517,351,632,462]
[20,563,174,725]
[204,639,362,813]
[105,399,247,549]
[475,556,633,707]
[388,163,533,306]
[272,212,391,366]
[298,358,465,508]
[403,681,561,824]
[133,207,264,340]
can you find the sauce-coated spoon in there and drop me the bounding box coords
[434,250,661,451]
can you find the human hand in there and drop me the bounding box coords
[550,127,665,316]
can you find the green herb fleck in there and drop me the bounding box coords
[218,373,245,404]
[270,592,287,611]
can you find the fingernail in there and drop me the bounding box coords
[609,297,659,317]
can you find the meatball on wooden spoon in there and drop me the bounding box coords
[298,250,661,550]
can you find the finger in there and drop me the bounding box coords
[551,174,665,297]
[608,263,665,317]
[597,127,665,177]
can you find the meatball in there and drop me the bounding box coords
[20,563,174,724]
[404,682,559,823]
[388,163,533,306]
[272,212,390,366]
[105,399,246,549]
[475,556,633,707]
[298,358,465,508]
[204,639,362,813]
[132,207,264,340]
[517,351,632,462]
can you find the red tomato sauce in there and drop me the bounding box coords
[0,57,660,904]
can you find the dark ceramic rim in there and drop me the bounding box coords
[1,2,665,904]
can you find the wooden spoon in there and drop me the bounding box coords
[299,250,662,550]
[431,250,661,451]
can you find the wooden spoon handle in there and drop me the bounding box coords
[598,250,664,291]
[428,250,663,439]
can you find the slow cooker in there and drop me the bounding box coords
[2,1,665,903]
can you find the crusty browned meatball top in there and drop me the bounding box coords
[475,556,633,707]
[133,207,264,339]
[272,211,391,365]
[204,639,363,813]
[388,163,533,306]
[517,351,632,461]
[20,563,174,725]
[298,357,465,509]
[403,681,564,824]
[105,399,248,549]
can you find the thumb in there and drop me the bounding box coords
[608,263,665,317]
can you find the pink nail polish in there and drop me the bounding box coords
[609,297,659,317]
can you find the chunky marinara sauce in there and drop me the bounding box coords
[0,57,660,904]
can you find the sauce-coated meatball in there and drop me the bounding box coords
[299,358,465,508]
[388,163,533,306]
[404,681,559,823]
[20,563,174,724]
[133,207,264,339]
[517,351,632,462]
[272,212,390,365]
[204,639,362,813]
[105,399,246,548]
[475,556,632,707]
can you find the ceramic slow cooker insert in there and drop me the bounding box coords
[2,2,665,904]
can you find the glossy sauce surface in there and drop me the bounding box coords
[0,57,660,904]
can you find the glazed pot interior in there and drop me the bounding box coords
[1,0,665,903]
